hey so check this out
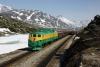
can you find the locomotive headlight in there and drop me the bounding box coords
[33,38,36,42]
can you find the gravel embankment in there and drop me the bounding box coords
[0,50,29,65]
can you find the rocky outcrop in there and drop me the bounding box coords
[62,15,100,67]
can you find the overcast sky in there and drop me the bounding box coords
[0,0,100,21]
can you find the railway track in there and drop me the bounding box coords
[46,35,75,67]
[37,35,75,67]
[0,50,34,67]
[0,35,75,67]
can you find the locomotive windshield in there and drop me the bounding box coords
[38,35,41,37]
[33,34,36,37]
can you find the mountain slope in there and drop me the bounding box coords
[57,15,90,28]
[0,4,12,13]
[0,4,90,30]
[0,14,37,36]
[2,9,72,29]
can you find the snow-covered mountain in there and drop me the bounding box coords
[0,4,90,30]
[57,15,90,28]
[0,4,12,13]
[57,15,80,28]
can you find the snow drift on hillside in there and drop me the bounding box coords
[0,28,10,32]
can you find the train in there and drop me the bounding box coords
[68,30,78,35]
[28,29,76,50]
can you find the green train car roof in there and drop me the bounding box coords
[30,29,57,35]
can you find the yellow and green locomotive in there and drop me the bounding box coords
[28,29,58,50]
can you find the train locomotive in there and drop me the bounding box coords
[28,29,58,50]
[28,29,75,50]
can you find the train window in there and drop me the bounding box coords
[31,34,32,37]
[33,34,36,37]
[38,35,41,37]
[29,34,32,37]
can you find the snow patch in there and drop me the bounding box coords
[0,28,10,32]
[17,16,22,20]
[35,18,39,21]
[11,16,16,18]
[40,18,45,22]
[13,11,23,16]
[74,37,80,40]
[27,12,35,20]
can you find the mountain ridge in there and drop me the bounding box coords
[0,4,12,13]
[0,4,90,30]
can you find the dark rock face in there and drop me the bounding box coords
[62,15,100,67]
[94,15,100,25]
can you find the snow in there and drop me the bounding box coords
[57,15,90,28]
[17,16,22,20]
[0,28,11,32]
[40,18,45,22]
[0,34,29,54]
[11,16,16,18]
[13,11,23,16]
[35,18,39,21]
[44,14,50,19]
[0,4,12,13]
[27,12,35,20]
[74,37,80,40]
[57,15,75,24]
